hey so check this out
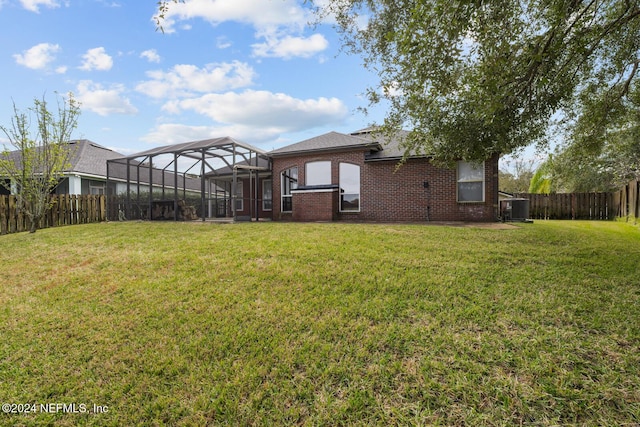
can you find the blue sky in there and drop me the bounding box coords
[0,0,385,156]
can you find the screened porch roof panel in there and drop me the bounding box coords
[108,136,267,162]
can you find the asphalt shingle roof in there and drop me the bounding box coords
[267,128,422,161]
[269,131,381,156]
[1,139,123,176]
[68,139,124,176]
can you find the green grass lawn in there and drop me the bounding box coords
[1,220,639,426]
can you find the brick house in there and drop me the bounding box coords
[106,129,499,223]
[268,128,499,222]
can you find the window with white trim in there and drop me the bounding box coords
[281,167,297,212]
[305,161,331,186]
[339,163,360,212]
[262,179,272,211]
[457,161,485,202]
[90,185,105,195]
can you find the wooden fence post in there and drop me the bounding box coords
[0,195,7,235]
[632,181,636,220]
[9,195,17,233]
[100,195,106,221]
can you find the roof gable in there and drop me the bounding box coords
[68,140,124,177]
[267,129,424,161]
[269,131,381,156]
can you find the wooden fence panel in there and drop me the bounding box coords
[0,194,106,235]
[619,187,628,218]
[514,192,616,220]
[9,195,17,233]
[630,180,639,219]
[0,196,6,235]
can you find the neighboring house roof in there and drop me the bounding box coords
[67,139,124,177]
[1,139,123,178]
[269,131,382,157]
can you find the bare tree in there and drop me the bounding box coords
[0,94,80,233]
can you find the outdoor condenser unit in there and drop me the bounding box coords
[500,198,530,222]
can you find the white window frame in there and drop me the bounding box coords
[89,185,105,195]
[305,161,331,186]
[339,162,361,212]
[457,161,485,202]
[262,179,272,211]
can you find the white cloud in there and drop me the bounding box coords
[166,90,348,131]
[141,123,225,145]
[141,122,291,146]
[20,0,59,13]
[13,43,60,70]
[252,33,329,59]
[159,0,308,34]
[216,36,232,49]
[80,47,113,71]
[97,1,121,7]
[140,49,161,63]
[75,80,138,116]
[135,61,255,99]
[158,1,328,59]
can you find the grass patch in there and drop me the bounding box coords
[1,220,639,426]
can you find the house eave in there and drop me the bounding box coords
[364,154,433,163]
[270,143,382,158]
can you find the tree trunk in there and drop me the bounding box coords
[29,215,39,233]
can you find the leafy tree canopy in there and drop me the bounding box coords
[318,0,640,164]
[549,62,640,191]
[157,0,640,165]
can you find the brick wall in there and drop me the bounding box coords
[272,150,499,222]
[291,189,338,221]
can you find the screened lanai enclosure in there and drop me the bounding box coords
[106,137,271,222]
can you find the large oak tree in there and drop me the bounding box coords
[156,0,640,164]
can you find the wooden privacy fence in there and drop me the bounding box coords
[513,192,615,220]
[514,180,639,221]
[612,179,640,221]
[0,194,106,235]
